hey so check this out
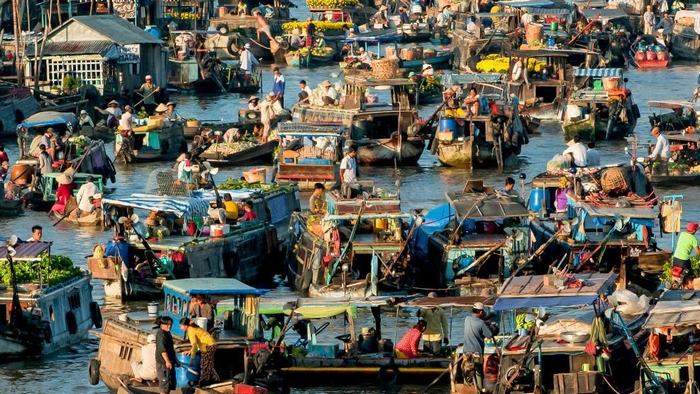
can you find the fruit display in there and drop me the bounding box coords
[164,11,200,20]
[288,46,334,56]
[306,0,359,8]
[476,54,510,73]
[218,178,289,193]
[282,21,351,34]
[203,140,258,156]
[419,75,441,93]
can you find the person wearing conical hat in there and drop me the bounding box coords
[248,96,260,111]
[154,103,168,114]
[165,102,182,121]
[136,75,160,115]
[50,168,76,215]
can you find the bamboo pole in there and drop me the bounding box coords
[11,0,22,85]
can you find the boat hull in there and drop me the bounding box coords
[200,140,278,166]
[400,53,453,70]
[355,136,425,165]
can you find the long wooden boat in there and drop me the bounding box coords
[400,51,453,70]
[48,207,102,227]
[0,200,22,217]
[200,139,277,166]
[285,48,336,68]
[115,122,186,163]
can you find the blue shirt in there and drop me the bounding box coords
[272,74,285,96]
[463,314,495,355]
[105,240,130,266]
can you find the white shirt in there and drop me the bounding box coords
[650,134,670,160]
[466,20,477,34]
[119,112,133,131]
[260,99,282,122]
[106,107,123,118]
[132,342,157,381]
[302,86,313,97]
[563,142,588,167]
[239,49,258,72]
[340,155,357,183]
[75,181,97,212]
[586,148,600,166]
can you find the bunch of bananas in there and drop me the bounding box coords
[306,0,359,8]
[289,46,334,56]
[526,58,546,73]
[165,11,199,20]
[282,21,351,33]
[476,54,510,73]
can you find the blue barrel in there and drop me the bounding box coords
[175,353,201,387]
[439,118,457,132]
[528,189,545,212]
[547,36,556,48]
[144,25,163,40]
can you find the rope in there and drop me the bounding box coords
[248,37,272,51]
[602,374,624,394]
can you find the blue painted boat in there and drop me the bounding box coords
[400,51,454,70]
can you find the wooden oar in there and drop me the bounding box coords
[53,207,77,226]
[133,88,159,108]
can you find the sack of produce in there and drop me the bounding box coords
[546,154,569,172]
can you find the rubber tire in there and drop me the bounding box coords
[217,24,229,35]
[88,358,100,385]
[227,39,240,57]
[90,301,103,328]
[378,364,399,385]
[66,311,78,335]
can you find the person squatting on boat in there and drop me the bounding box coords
[562,136,588,168]
[131,334,158,383]
[463,302,498,393]
[395,319,428,358]
[179,318,220,384]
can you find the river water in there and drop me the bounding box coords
[1,33,700,394]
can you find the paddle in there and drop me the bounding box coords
[133,88,160,108]
[53,207,77,226]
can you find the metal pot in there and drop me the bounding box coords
[560,331,590,343]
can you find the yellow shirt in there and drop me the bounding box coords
[223,201,238,220]
[444,108,466,118]
[186,326,215,354]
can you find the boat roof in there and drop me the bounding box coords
[444,73,503,85]
[101,193,210,218]
[498,0,554,7]
[581,8,629,21]
[648,100,696,109]
[575,201,658,219]
[259,299,357,318]
[666,131,700,142]
[573,67,623,78]
[18,111,77,129]
[164,278,265,296]
[344,76,415,87]
[493,272,617,311]
[643,290,700,329]
[446,191,529,220]
[400,295,495,308]
[510,49,579,58]
[278,122,345,137]
[342,36,382,43]
[0,241,51,260]
[523,6,571,15]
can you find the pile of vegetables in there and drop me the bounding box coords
[203,140,259,156]
[0,254,82,286]
[526,58,548,73]
[419,75,442,94]
[660,257,700,285]
[288,46,335,56]
[515,313,535,331]
[306,0,359,8]
[282,21,351,34]
[476,55,510,73]
[218,178,287,193]
[68,135,91,148]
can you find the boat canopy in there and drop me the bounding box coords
[341,36,381,44]
[259,300,357,318]
[17,111,77,130]
[581,8,629,22]
[344,76,415,87]
[574,201,658,220]
[665,131,700,143]
[522,6,571,15]
[643,290,700,329]
[278,123,345,137]
[444,73,503,86]
[446,191,529,220]
[674,10,700,35]
[493,272,617,311]
[647,100,696,109]
[0,241,51,261]
[573,68,623,78]
[400,295,494,309]
[101,193,210,218]
[498,0,554,8]
[164,278,266,296]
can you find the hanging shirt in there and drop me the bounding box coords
[75,181,98,212]
[650,134,670,160]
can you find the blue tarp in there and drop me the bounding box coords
[410,203,455,261]
[101,193,210,218]
[164,278,266,296]
[573,68,623,78]
[498,0,554,7]
[493,294,598,311]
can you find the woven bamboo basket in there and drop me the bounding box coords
[371,58,399,79]
[600,167,629,193]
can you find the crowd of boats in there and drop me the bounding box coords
[3,0,700,393]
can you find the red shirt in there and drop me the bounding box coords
[0,151,8,163]
[395,328,422,359]
[243,210,257,221]
[55,183,74,204]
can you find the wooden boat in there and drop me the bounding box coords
[284,47,336,68]
[430,36,451,45]
[79,124,116,141]
[563,68,639,141]
[288,187,414,297]
[199,139,278,166]
[48,200,102,227]
[88,278,270,391]
[647,100,697,132]
[276,123,344,190]
[644,131,700,186]
[89,194,282,299]
[0,200,22,217]
[29,172,108,212]
[671,10,700,61]
[0,241,100,359]
[292,76,425,166]
[632,35,670,69]
[400,50,453,70]
[115,121,186,163]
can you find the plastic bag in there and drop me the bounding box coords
[547,154,569,172]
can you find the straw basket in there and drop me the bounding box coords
[371,58,399,79]
[600,167,630,193]
[602,77,620,91]
[243,168,267,183]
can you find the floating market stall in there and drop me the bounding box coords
[644,131,700,186]
[647,100,697,132]
[671,10,700,61]
[0,241,100,358]
[114,116,186,163]
[199,136,278,166]
[563,68,640,141]
[276,123,345,190]
[632,35,670,69]
[88,278,271,392]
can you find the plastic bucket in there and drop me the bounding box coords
[175,353,201,387]
[439,118,458,133]
[195,317,209,329]
[528,189,545,212]
[547,36,556,48]
[550,22,558,32]
[147,302,159,317]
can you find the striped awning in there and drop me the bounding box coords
[573,68,623,78]
[523,7,571,15]
[444,73,504,85]
[101,194,210,218]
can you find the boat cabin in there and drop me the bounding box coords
[477,272,642,394]
[423,186,530,293]
[507,50,570,119]
[276,123,345,190]
[564,67,639,141]
[0,241,96,357]
[88,193,278,299]
[647,100,697,132]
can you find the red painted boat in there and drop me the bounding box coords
[633,35,670,69]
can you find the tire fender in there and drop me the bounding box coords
[90,301,103,328]
[88,358,101,385]
[378,364,399,385]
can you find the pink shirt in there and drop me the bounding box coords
[395,328,422,358]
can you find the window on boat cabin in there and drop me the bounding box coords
[49,305,55,321]
[352,115,401,140]
[118,344,134,360]
[68,290,81,310]
[534,85,558,104]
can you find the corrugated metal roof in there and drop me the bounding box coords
[53,15,162,45]
[446,191,529,219]
[164,278,265,296]
[573,68,623,78]
[26,40,116,57]
[0,241,51,260]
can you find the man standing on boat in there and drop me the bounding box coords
[239,43,259,87]
[155,316,178,394]
[655,12,674,47]
[463,302,497,392]
[272,67,286,107]
[137,75,160,115]
[673,223,700,280]
[417,292,449,355]
[642,5,655,35]
[648,127,670,174]
[340,145,359,198]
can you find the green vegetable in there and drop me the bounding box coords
[515,313,535,330]
[660,256,700,285]
[0,254,82,286]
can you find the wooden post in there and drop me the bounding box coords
[619,253,627,290]
[689,352,695,394]
[11,0,22,85]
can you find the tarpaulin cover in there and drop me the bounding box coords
[493,294,599,311]
[18,111,76,130]
[259,302,357,318]
[101,193,210,218]
[573,68,623,78]
[410,202,455,261]
[0,241,51,260]
[499,0,554,7]
[164,278,265,296]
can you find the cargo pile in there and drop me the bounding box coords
[203,140,258,156]
[306,0,359,8]
[0,254,82,286]
[282,21,351,34]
